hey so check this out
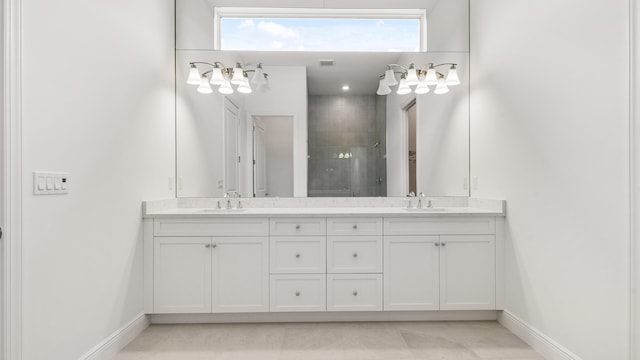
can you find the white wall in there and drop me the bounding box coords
[20,1,175,359]
[262,117,294,197]
[386,52,469,197]
[244,66,308,197]
[470,1,630,359]
[426,0,469,52]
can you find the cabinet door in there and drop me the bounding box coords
[384,236,439,311]
[212,237,269,313]
[439,235,496,310]
[154,237,212,313]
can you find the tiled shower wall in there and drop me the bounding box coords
[308,95,387,197]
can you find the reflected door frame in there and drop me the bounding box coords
[223,98,240,194]
[400,97,418,196]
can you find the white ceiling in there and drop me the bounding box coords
[237,51,408,95]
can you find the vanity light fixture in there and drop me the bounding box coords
[187,61,270,95]
[376,63,461,96]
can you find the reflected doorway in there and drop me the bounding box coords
[252,116,294,197]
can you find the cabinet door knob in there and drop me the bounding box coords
[295,253,301,259]
[295,291,301,297]
[441,242,446,247]
[353,253,358,258]
[205,244,211,248]
[353,291,358,296]
[435,243,440,247]
[352,224,358,230]
[212,244,217,248]
[295,225,301,230]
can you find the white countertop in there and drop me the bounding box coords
[142,197,506,218]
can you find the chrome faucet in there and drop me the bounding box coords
[417,192,425,209]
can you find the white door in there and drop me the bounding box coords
[153,237,212,313]
[223,101,240,194]
[211,237,269,313]
[439,235,496,310]
[253,120,267,197]
[384,235,439,310]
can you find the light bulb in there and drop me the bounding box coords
[434,77,450,94]
[397,78,411,95]
[446,65,461,86]
[231,63,246,85]
[425,66,438,85]
[256,77,270,93]
[187,64,201,85]
[405,64,419,86]
[210,66,225,85]
[383,68,398,86]
[197,75,213,94]
[251,64,267,85]
[414,79,430,94]
[376,79,392,95]
[218,80,234,94]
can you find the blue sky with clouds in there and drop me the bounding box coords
[221,18,420,52]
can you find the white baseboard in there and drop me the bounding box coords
[151,310,497,324]
[78,313,149,360]
[498,310,582,360]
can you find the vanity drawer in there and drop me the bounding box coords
[327,218,383,236]
[384,217,496,235]
[154,218,269,237]
[270,218,326,236]
[327,274,383,311]
[270,274,326,312]
[270,236,326,274]
[327,236,383,273]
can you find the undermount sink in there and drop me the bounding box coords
[403,207,450,212]
[199,208,248,213]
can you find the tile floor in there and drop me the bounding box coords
[114,321,544,360]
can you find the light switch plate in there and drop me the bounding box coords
[34,171,69,195]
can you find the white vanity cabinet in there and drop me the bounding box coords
[326,218,384,311]
[269,218,327,312]
[150,218,269,314]
[383,218,497,311]
[144,210,504,318]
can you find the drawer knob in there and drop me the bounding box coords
[353,253,358,258]
[295,225,301,230]
[295,291,301,297]
[295,253,301,259]
[353,291,358,296]
[352,225,358,230]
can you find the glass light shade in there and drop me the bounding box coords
[396,78,411,95]
[209,67,225,85]
[218,80,234,94]
[383,69,398,86]
[237,79,253,94]
[251,65,267,85]
[187,64,201,85]
[231,64,246,85]
[446,66,461,85]
[414,80,430,94]
[425,67,438,85]
[376,79,392,95]
[434,77,450,94]
[196,75,213,94]
[405,65,420,86]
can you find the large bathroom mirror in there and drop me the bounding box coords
[175,0,470,198]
